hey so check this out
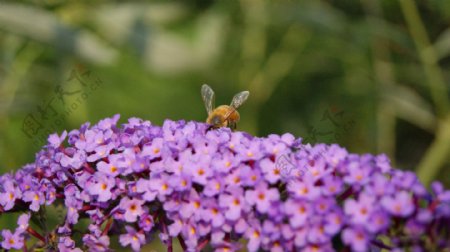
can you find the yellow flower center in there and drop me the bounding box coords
[299,206,306,214]
[258,193,265,200]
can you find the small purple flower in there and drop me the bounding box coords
[185,157,213,186]
[88,174,115,202]
[180,221,201,250]
[138,212,154,232]
[236,140,263,161]
[321,175,343,196]
[86,142,115,162]
[367,211,390,233]
[203,177,225,197]
[58,236,82,252]
[244,220,262,252]
[365,173,394,197]
[193,139,218,156]
[381,191,415,217]
[142,137,164,159]
[314,197,335,214]
[325,144,348,166]
[211,150,240,173]
[293,227,308,248]
[16,213,30,233]
[179,189,202,219]
[66,205,80,225]
[168,218,183,237]
[283,199,311,228]
[97,154,122,177]
[47,130,67,148]
[0,181,22,211]
[97,114,120,130]
[306,158,329,181]
[1,230,23,250]
[136,178,157,202]
[287,176,321,200]
[169,173,192,192]
[200,199,225,228]
[342,227,370,252]
[260,158,282,184]
[375,154,391,173]
[83,233,110,252]
[324,210,344,235]
[149,174,174,200]
[23,190,45,211]
[344,193,376,224]
[219,187,245,221]
[60,149,86,169]
[245,182,279,213]
[119,197,144,222]
[262,138,288,156]
[307,221,330,244]
[86,208,105,225]
[343,160,372,185]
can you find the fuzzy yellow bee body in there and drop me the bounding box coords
[201,84,249,130]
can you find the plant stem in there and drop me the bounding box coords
[416,115,450,186]
[399,0,449,117]
[399,0,450,186]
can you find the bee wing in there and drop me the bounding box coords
[201,84,215,114]
[230,90,250,109]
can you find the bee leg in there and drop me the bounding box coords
[206,124,215,131]
[229,122,237,131]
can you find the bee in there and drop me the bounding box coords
[201,84,250,130]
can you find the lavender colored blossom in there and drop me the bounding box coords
[22,189,45,212]
[16,213,30,233]
[0,180,21,210]
[381,190,415,217]
[0,115,449,251]
[342,227,370,252]
[1,230,23,250]
[119,197,144,222]
[88,173,115,202]
[245,182,280,213]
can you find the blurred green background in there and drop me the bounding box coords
[1,0,450,187]
[0,0,450,250]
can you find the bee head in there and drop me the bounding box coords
[211,115,224,127]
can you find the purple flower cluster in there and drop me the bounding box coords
[0,115,449,251]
